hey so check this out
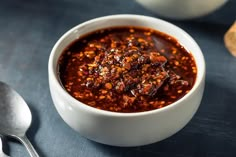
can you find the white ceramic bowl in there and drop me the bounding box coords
[48,14,205,147]
[136,0,228,20]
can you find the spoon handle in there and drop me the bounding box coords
[18,136,39,157]
[0,137,10,157]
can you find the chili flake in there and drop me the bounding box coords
[58,26,197,113]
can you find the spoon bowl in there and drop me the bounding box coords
[0,82,31,137]
[0,81,39,157]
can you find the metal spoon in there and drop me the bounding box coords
[0,136,9,157]
[0,81,39,157]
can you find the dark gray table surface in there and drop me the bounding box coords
[1,0,236,157]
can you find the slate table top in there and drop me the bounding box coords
[0,0,236,157]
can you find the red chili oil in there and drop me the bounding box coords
[58,26,197,113]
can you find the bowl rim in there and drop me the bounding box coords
[48,14,205,117]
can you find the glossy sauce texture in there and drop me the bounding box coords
[58,26,197,113]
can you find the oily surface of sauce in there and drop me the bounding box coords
[58,26,197,113]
